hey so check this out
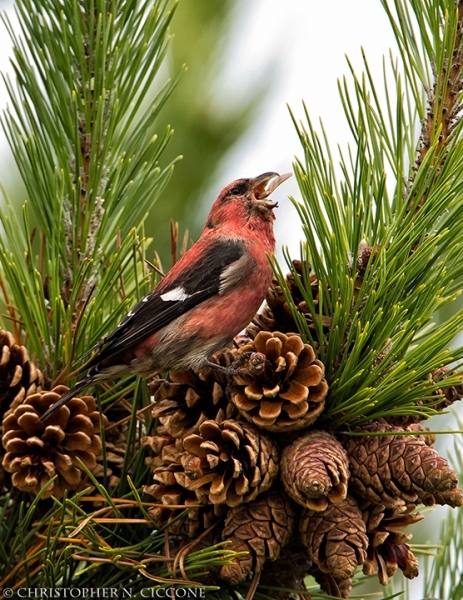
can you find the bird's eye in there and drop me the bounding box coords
[228,185,245,196]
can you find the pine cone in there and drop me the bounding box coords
[388,367,463,428]
[406,423,436,446]
[266,262,333,337]
[142,434,225,537]
[343,420,463,508]
[280,431,349,510]
[231,331,328,432]
[259,537,312,600]
[356,243,380,276]
[92,403,144,487]
[142,424,175,458]
[362,502,421,585]
[246,306,279,339]
[2,385,105,499]
[299,495,368,596]
[428,367,463,412]
[177,419,279,507]
[219,489,297,585]
[308,566,352,600]
[150,347,238,439]
[0,329,44,420]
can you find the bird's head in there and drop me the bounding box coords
[204,172,292,232]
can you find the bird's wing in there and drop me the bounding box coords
[83,237,248,367]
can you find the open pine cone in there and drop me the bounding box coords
[142,434,226,537]
[0,329,44,420]
[361,502,421,585]
[149,347,238,439]
[231,331,328,432]
[92,403,143,488]
[280,431,349,511]
[2,385,105,499]
[266,261,333,338]
[246,306,279,340]
[177,419,279,507]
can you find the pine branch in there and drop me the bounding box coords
[279,0,463,424]
[0,0,178,374]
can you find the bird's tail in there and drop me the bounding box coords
[40,378,92,422]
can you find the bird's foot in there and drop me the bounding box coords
[205,357,251,380]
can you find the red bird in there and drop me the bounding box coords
[41,171,291,421]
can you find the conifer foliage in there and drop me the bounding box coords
[1,0,463,598]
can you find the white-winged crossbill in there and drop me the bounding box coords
[41,171,291,420]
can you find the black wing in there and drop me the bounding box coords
[83,238,246,368]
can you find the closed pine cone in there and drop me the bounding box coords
[219,489,297,585]
[343,420,463,508]
[299,495,368,597]
[308,565,353,600]
[259,536,312,600]
[280,430,349,510]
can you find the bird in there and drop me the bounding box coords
[40,171,292,421]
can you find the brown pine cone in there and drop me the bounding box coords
[308,565,352,600]
[177,419,279,507]
[356,242,380,276]
[429,486,463,507]
[265,279,298,334]
[92,403,144,487]
[259,537,312,600]
[427,367,463,412]
[0,329,44,420]
[219,489,297,585]
[299,495,368,594]
[143,435,225,537]
[149,348,238,439]
[231,331,328,432]
[266,262,333,336]
[361,502,421,585]
[142,424,176,459]
[343,420,463,508]
[388,367,463,428]
[246,306,279,340]
[406,423,436,446]
[2,385,105,499]
[280,431,349,511]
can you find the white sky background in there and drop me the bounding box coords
[215,0,398,259]
[0,1,458,594]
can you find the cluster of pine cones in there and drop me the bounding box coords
[1,259,462,599]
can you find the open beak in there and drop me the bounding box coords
[251,172,292,209]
